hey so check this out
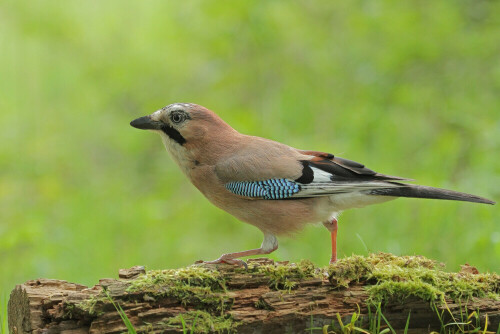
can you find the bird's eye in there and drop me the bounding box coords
[170,112,184,124]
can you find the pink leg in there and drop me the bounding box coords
[323,218,338,264]
[203,234,278,267]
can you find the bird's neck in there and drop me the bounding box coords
[160,129,243,176]
[160,135,197,177]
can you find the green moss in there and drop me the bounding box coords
[127,266,232,313]
[128,266,226,291]
[487,292,500,300]
[72,254,497,331]
[253,259,319,291]
[328,253,500,304]
[73,294,107,317]
[328,255,375,288]
[166,310,236,334]
[368,280,443,303]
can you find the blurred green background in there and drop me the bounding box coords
[1,0,499,326]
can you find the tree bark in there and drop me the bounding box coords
[8,258,500,334]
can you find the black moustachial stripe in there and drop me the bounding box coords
[295,161,314,184]
[161,124,186,145]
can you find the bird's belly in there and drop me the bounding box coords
[188,166,331,235]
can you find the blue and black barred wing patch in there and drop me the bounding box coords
[225,178,301,200]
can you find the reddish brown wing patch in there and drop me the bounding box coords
[298,149,411,181]
[310,156,325,162]
[299,150,374,175]
[298,150,335,160]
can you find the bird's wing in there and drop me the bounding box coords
[215,146,412,200]
[291,150,412,198]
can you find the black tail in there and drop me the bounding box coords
[369,185,495,205]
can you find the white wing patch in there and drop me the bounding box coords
[309,167,332,182]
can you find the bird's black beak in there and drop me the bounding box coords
[130,116,161,130]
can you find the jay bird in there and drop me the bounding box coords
[131,103,495,265]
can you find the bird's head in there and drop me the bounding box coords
[130,103,193,146]
[131,103,235,145]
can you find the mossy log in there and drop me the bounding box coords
[8,254,500,334]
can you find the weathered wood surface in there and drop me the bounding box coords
[8,259,500,334]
